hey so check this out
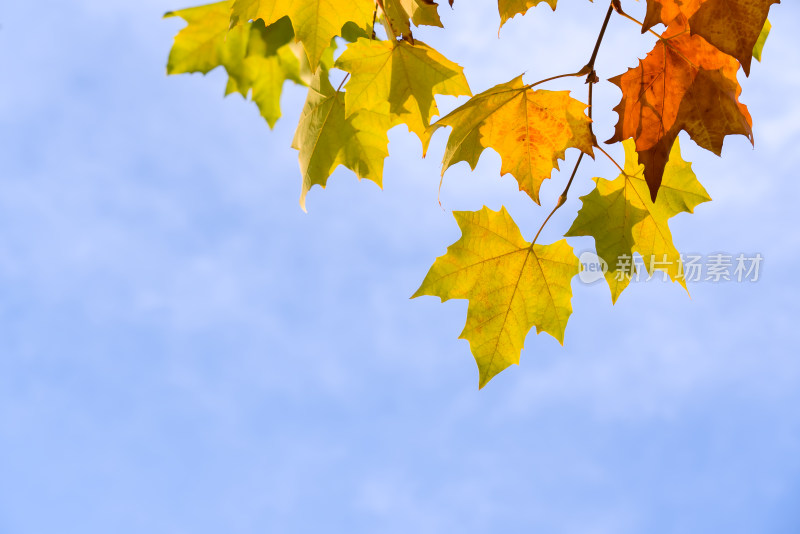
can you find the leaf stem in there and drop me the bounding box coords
[613,6,663,39]
[524,71,584,90]
[594,143,625,175]
[336,73,351,93]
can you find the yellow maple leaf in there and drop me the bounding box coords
[413,206,579,388]
[230,0,374,69]
[498,0,557,27]
[425,75,594,205]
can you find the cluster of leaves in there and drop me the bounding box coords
[166,0,779,388]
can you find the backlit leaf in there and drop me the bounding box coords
[426,75,593,205]
[414,206,579,388]
[165,1,248,76]
[608,19,752,200]
[335,39,471,141]
[292,71,391,210]
[641,0,779,75]
[566,139,711,302]
[498,0,557,28]
[230,0,374,69]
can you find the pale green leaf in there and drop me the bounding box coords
[231,0,374,69]
[566,139,711,303]
[292,71,391,210]
[165,1,248,76]
[335,39,471,140]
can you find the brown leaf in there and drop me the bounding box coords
[642,0,779,75]
[688,0,779,75]
[608,19,753,200]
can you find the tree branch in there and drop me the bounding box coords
[532,1,615,245]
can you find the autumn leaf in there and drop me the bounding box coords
[566,139,710,302]
[608,19,752,201]
[382,0,443,40]
[224,17,304,127]
[413,206,578,388]
[165,1,249,76]
[335,39,471,141]
[230,0,374,69]
[642,0,779,75]
[292,71,391,210]
[641,0,700,34]
[425,76,593,205]
[400,0,444,28]
[498,0,557,28]
[688,0,779,75]
[229,0,290,28]
[167,4,324,129]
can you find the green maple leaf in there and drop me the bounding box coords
[498,0,557,27]
[335,39,471,141]
[230,0,374,69]
[566,139,711,303]
[413,206,579,388]
[425,75,594,205]
[167,3,330,129]
[292,71,391,210]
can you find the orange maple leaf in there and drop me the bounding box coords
[642,0,779,75]
[608,19,753,201]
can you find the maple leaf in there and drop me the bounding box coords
[641,0,779,76]
[382,0,443,40]
[292,71,391,210]
[608,19,753,201]
[229,0,290,28]
[566,139,710,302]
[413,206,578,388]
[498,0,557,28]
[167,4,324,129]
[401,0,444,28]
[230,0,374,69]
[224,17,304,127]
[335,39,471,141]
[689,0,779,76]
[425,75,594,205]
[165,1,249,76]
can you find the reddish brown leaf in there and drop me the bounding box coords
[688,0,779,75]
[642,0,779,75]
[608,19,753,200]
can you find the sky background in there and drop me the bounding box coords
[1,1,799,532]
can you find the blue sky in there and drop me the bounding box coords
[1,1,799,532]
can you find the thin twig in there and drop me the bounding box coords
[531,1,615,245]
